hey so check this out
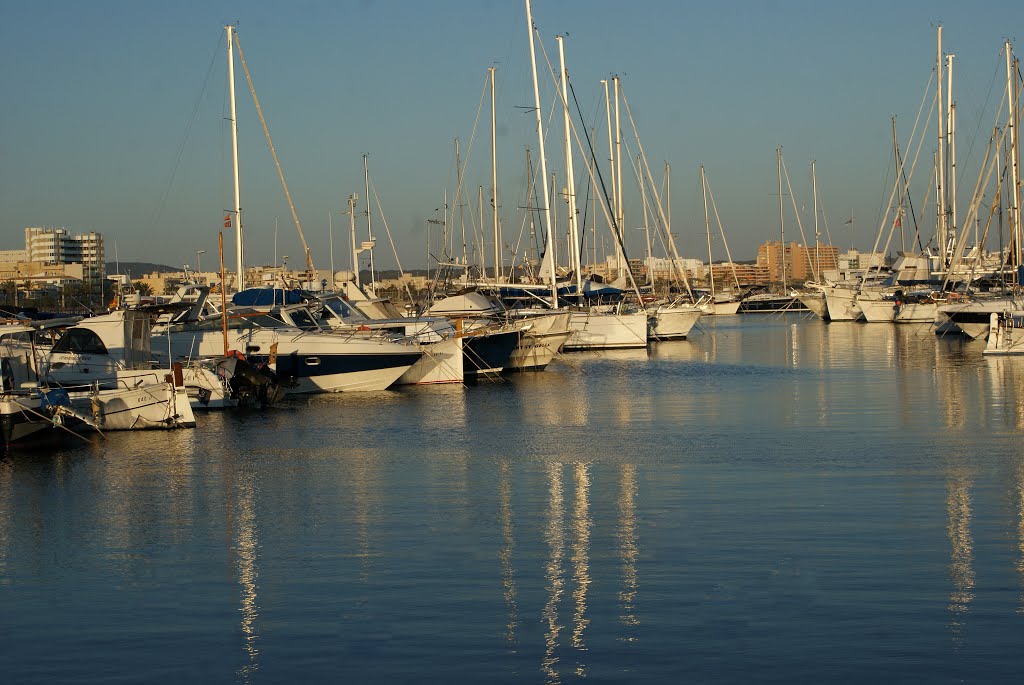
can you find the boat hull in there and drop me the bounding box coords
[824,288,862,321]
[796,293,827,319]
[856,296,897,323]
[157,329,421,394]
[648,307,702,340]
[1,396,50,446]
[984,312,1024,355]
[739,295,807,313]
[397,338,464,385]
[69,383,196,430]
[565,311,648,350]
[505,311,572,371]
[505,330,572,372]
[462,330,520,378]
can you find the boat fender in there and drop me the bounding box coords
[172,362,184,388]
[1,357,14,392]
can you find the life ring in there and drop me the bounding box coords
[1,357,14,393]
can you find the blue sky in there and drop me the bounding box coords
[1,1,1021,272]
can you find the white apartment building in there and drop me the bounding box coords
[22,227,106,290]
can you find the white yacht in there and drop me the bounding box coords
[153,300,421,393]
[37,311,196,430]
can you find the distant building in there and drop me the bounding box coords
[587,255,704,284]
[23,227,106,293]
[757,241,840,284]
[0,249,28,263]
[709,262,769,286]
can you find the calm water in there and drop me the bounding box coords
[4,314,1024,683]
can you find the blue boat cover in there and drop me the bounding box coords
[231,288,307,307]
[41,388,71,408]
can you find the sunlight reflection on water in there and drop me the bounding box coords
[4,315,1024,683]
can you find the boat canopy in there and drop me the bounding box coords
[232,288,308,307]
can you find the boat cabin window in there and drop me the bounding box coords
[288,308,321,331]
[323,297,363,321]
[52,328,108,355]
[0,331,32,346]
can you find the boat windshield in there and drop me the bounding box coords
[287,308,322,331]
[321,297,367,322]
[51,328,108,355]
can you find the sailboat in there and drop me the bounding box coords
[796,160,830,319]
[740,147,807,313]
[696,165,741,316]
[520,6,650,351]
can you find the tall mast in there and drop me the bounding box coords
[666,161,671,239]
[1007,41,1021,278]
[525,148,536,269]
[525,0,557,307]
[348,193,360,288]
[362,154,375,294]
[811,159,820,282]
[777,146,787,291]
[613,76,625,274]
[602,79,621,277]
[602,80,617,234]
[947,53,957,259]
[701,165,714,296]
[225,25,244,292]
[556,35,581,295]
[641,156,652,286]
[455,139,467,266]
[478,185,484,276]
[891,117,905,253]
[489,67,501,282]
[1016,55,1023,277]
[592,134,598,272]
[328,211,334,283]
[936,26,947,270]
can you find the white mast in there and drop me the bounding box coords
[777,146,787,291]
[525,0,558,307]
[811,159,820,282]
[489,67,501,282]
[701,165,714,297]
[328,211,334,285]
[348,193,360,288]
[947,53,957,259]
[556,35,581,295]
[936,26,947,270]
[602,79,623,278]
[478,185,484,274]
[363,154,375,294]
[591,131,598,273]
[613,76,625,279]
[226,25,244,292]
[666,161,671,234]
[641,156,653,285]
[1006,41,1021,278]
